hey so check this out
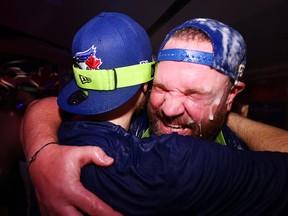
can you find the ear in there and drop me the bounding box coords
[142,83,148,93]
[135,83,148,105]
[226,81,245,111]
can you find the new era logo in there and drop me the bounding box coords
[79,75,91,84]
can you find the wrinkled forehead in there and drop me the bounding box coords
[159,37,229,81]
[159,37,233,87]
[155,58,231,94]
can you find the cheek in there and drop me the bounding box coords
[149,91,164,108]
[184,101,205,120]
[184,101,216,123]
[186,88,227,122]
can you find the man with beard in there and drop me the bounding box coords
[146,22,246,145]
[21,16,288,215]
[132,19,247,152]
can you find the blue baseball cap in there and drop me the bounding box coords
[157,18,246,81]
[58,12,154,115]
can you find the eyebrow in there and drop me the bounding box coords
[185,88,210,95]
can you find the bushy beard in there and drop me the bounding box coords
[147,100,228,140]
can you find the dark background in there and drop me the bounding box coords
[0,0,288,215]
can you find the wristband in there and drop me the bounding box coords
[27,141,58,170]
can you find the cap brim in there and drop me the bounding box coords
[58,80,141,115]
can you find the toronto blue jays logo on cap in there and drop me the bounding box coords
[74,45,102,70]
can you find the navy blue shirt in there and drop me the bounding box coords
[59,121,288,216]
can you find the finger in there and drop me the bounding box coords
[77,146,114,167]
[72,182,123,216]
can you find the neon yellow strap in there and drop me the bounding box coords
[73,62,155,90]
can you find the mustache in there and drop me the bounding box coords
[148,107,203,137]
[155,109,197,129]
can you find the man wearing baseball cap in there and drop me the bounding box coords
[22,14,288,215]
[146,18,248,149]
[27,11,155,216]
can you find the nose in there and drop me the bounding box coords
[161,93,185,117]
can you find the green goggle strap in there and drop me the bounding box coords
[73,62,155,91]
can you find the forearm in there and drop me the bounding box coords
[20,97,117,215]
[227,112,288,152]
[20,96,62,161]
